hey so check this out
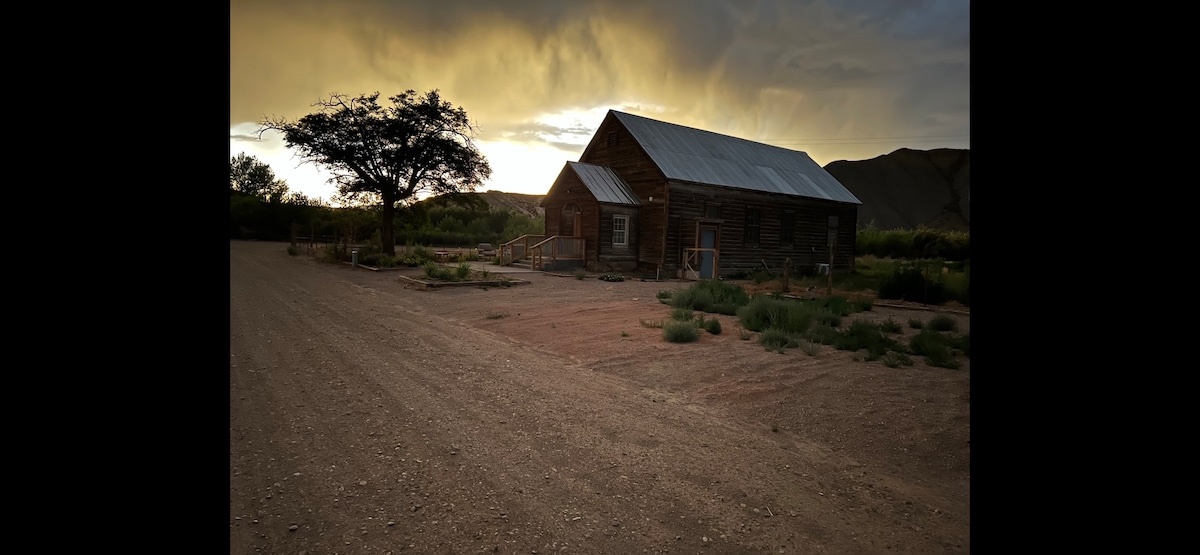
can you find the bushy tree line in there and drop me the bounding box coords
[856,225,969,261]
[230,187,544,248]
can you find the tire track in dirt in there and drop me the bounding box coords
[231,242,969,553]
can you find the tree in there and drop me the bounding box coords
[258,90,492,256]
[230,153,290,202]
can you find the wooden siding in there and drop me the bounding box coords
[596,206,639,272]
[578,114,667,272]
[666,182,858,275]
[542,171,602,268]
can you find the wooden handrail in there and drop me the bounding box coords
[529,236,585,271]
[499,234,545,265]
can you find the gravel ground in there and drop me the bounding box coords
[230,240,970,553]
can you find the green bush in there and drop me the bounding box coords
[599,273,625,282]
[879,318,903,333]
[703,318,722,335]
[759,329,799,351]
[882,351,915,368]
[670,280,749,313]
[878,265,947,305]
[835,320,903,361]
[455,261,473,279]
[804,323,841,345]
[909,329,961,369]
[736,295,815,334]
[663,321,701,343]
[670,308,695,321]
[928,314,958,332]
[574,267,587,280]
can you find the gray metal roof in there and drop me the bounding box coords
[611,111,862,205]
[569,162,642,206]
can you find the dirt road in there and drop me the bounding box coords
[229,240,970,553]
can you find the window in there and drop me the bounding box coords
[705,202,721,218]
[744,208,760,244]
[607,132,619,147]
[781,211,795,245]
[612,214,628,246]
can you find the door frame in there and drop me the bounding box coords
[695,222,720,279]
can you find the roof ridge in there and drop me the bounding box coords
[610,110,811,157]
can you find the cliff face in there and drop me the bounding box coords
[824,148,969,231]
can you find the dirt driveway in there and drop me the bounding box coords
[229,240,970,553]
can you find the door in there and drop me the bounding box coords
[699,225,717,279]
[559,204,582,258]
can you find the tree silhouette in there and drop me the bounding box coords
[259,90,491,256]
[230,153,289,202]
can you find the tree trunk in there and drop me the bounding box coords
[381,191,397,256]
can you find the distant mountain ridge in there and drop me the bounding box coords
[824,148,970,231]
[475,190,545,220]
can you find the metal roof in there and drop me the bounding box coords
[611,111,862,205]
[569,162,642,206]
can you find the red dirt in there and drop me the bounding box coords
[230,241,969,553]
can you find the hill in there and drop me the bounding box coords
[824,148,969,231]
[476,190,545,220]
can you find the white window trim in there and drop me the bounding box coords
[612,215,628,247]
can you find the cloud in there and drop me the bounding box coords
[231,0,969,173]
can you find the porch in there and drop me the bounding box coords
[499,234,587,272]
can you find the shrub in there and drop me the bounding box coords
[670,280,749,313]
[703,318,722,335]
[663,321,701,343]
[908,318,924,329]
[574,267,587,280]
[909,329,960,369]
[879,318,903,333]
[759,329,799,352]
[455,261,472,280]
[656,290,673,300]
[710,302,740,316]
[670,308,694,321]
[805,323,841,345]
[737,295,820,335]
[286,245,299,256]
[813,310,841,329]
[878,265,947,305]
[882,351,915,368]
[799,339,821,356]
[599,273,625,282]
[949,333,970,358]
[835,320,903,360]
[928,314,958,332]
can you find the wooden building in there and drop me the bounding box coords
[534,110,862,278]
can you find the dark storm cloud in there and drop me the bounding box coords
[231,0,969,166]
[805,62,878,82]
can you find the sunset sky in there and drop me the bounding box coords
[230,0,969,206]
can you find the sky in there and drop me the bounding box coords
[230,0,969,206]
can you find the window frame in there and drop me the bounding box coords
[612,214,629,247]
[744,207,761,244]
